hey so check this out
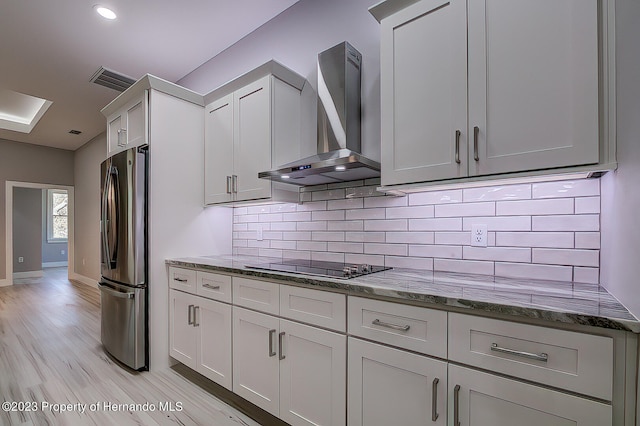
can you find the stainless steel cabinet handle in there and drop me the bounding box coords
[372,318,410,331]
[278,332,286,360]
[268,329,276,357]
[432,378,439,421]
[174,277,188,283]
[194,306,200,327]
[226,176,232,194]
[98,283,134,299]
[453,384,461,426]
[232,175,238,194]
[491,343,548,362]
[455,130,461,164]
[473,126,479,161]
[202,283,221,290]
[117,128,127,147]
[188,305,194,325]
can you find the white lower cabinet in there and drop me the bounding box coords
[348,337,447,426]
[233,306,347,425]
[169,289,232,389]
[449,364,611,426]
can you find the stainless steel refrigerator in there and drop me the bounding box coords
[99,146,148,370]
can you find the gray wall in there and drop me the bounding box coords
[12,187,43,273]
[0,139,74,280]
[600,0,640,319]
[41,189,68,264]
[178,0,382,162]
[73,133,106,281]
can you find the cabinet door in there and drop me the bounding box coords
[107,113,124,155]
[279,320,346,426]
[348,337,447,426]
[107,93,148,156]
[468,0,599,175]
[196,298,232,390]
[449,365,611,426]
[169,289,197,369]
[232,307,280,416]
[380,0,467,186]
[233,75,272,202]
[205,94,235,204]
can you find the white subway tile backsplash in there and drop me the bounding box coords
[409,189,462,205]
[462,216,531,231]
[312,210,346,221]
[495,262,573,281]
[327,198,364,210]
[345,232,386,243]
[312,231,345,242]
[532,215,599,231]
[409,218,462,231]
[386,231,434,244]
[463,184,531,202]
[532,249,599,267]
[365,195,408,208]
[435,202,495,217]
[328,242,364,253]
[409,244,462,259]
[495,232,574,248]
[233,178,602,284]
[385,256,434,270]
[434,259,494,275]
[532,179,599,199]
[463,247,531,263]
[575,232,600,249]
[575,196,600,214]
[386,205,435,219]
[573,267,600,284]
[496,198,574,216]
[365,219,408,232]
[345,208,386,220]
[365,243,408,256]
[327,220,364,231]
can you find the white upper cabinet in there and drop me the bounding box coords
[106,91,148,156]
[372,0,611,189]
[204,62,308,205]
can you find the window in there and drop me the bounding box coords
[47,189,68,242]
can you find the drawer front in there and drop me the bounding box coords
[232,277,279,315]
[168,267,196,293]
[448,313,614,400]
[280,285,346,332]
[348,297,447,358]
[196,271,232,303]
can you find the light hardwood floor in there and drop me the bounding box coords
[0,268,261,426]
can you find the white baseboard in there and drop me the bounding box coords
[43,261,68,268]
[0,278,9,287]
[69,272,99,289]
[14,270,44,279]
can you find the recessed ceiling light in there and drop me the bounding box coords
[335,165,346,171]
[95,5,117,20]
[281,175,290,179]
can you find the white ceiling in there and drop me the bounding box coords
[0,0,300,151]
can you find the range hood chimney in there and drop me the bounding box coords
[259,42,380,186]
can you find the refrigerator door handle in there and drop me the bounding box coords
[98,282,135,299]
[101,162,112,268]
[109,167,120,268]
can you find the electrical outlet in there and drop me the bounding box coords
[18,256,24,263]
[471,224,487,247]
[82,258,86,266]
[61,250,65,255]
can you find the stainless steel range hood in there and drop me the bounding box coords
[259,42,380,186]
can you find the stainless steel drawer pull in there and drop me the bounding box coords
[454,130,461,164]
[202,283,221,290]
[372,318,410,331]
[453,384,461,426]
[188,305,194,325]
[431,378,439,421]
[279,332,286,360]
[473,126,480,161]
[174,277,188,283]
[226,176,232,194]
[268,329,276,357]
[194,306,200,327]
[491,343,548,362]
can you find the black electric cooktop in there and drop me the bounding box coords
[246,259,391,279]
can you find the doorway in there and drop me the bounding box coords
[4,181,74,286]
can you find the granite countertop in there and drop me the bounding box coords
[166,255,640,333]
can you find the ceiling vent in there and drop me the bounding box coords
[68,129,82,135]
[90,67,136,92]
